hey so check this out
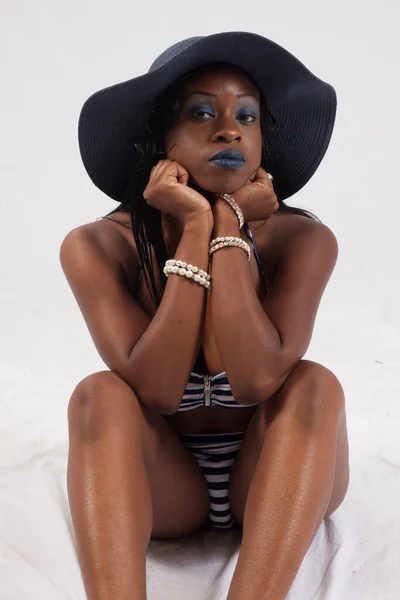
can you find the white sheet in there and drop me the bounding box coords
[1,312,399,599]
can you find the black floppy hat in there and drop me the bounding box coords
[78,31,337,201]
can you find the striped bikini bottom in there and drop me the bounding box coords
[179,431,245,530]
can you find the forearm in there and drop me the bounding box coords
[210,203,283,404]
[129,218,212,415]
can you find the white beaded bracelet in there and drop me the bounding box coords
[209,236,251,261]
[163,235,251,292]
[215,173,273,230]
[163,259,211,290]
[216,193,244,229]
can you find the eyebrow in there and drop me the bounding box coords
[186,91,259,101]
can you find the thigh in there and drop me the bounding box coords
[228,360,349,525]
[68,370,211,540]
[325,407,350,518]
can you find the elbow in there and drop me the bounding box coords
[255,374,289,403]
[132,387,178,415]
[233,379,265,406]
[237,348,305,405]
[230,367,280,406]
[157,403,179,416]
[109,365,173,415]
[133,383,178,415]
[235,378,280,405]
[114,354,186,416]
[253,356,304,403]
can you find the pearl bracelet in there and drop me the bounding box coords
[163,259,211,290]
[163,236,251,291]
[209,236,251,261]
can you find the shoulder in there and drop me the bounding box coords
[252,212,337,291]
[261,211,338,263]
[268,214,338,295]
[60,220,118,261]
[282,214,338,264]
[59,213,140,280]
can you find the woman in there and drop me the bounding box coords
[60,32,349,600]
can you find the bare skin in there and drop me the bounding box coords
[62,64,349,599]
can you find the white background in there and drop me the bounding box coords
[1,1,399,599]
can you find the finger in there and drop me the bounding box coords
[249,169,258,182]
[151,160,165,174]
[161,160,189,185]
[171,161,189,185]
[254,167,270,180]
[258,168,275,186]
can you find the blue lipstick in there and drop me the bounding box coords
[209,149,245,171]
[210,159,244,170]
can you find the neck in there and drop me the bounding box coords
[188,180,216,205]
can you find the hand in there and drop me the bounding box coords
[215,167,279,223]
[143,159,213,228]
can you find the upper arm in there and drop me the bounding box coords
[59,227,151,387]
[261,221,338,379]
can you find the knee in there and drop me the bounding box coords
[276,360,345,427]
[67,370,136,441]
[293,360,344,391]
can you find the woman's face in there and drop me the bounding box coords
[165,65,262,196]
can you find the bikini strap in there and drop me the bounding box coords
[244,222,268,289]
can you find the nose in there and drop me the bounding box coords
[211,112,242,143]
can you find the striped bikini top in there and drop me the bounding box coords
[177,371,258,411]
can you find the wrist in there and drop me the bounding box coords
[212,201,240,236]
[182,211,214,235]
[213,197,242,221]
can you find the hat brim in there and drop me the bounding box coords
[78,31,336,201]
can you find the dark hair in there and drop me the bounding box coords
[99,62,321,309]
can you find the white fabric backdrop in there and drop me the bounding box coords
[1,1,399,598]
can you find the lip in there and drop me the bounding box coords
[209,158,245,170]
[209,149,245,162]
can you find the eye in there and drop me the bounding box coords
[238,112,257,123]
[189,108,214,120]
[188,108,258,123]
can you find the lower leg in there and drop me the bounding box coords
[67,382,153,600]
[227,377,345,600]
